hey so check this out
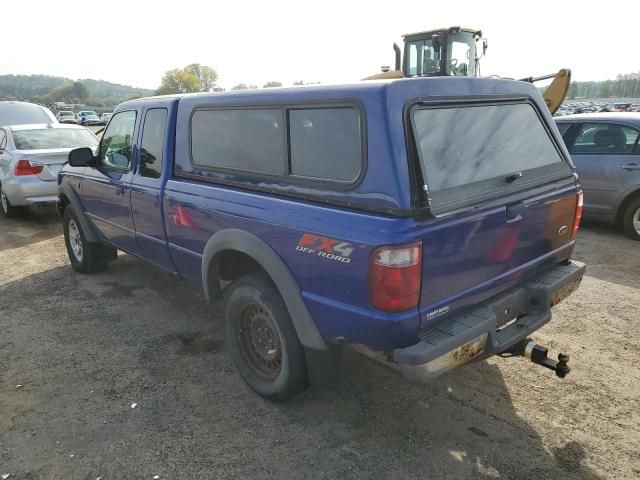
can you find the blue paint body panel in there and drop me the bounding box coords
[58,77,580,352]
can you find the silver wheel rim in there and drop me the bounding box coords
[1,189,7,214]
[68,219,83,261]
[633,208,640,235]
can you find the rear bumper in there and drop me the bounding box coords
[393,260,585,377]
[2,177,58,206]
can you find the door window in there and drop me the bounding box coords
[555,122,571,137]
[99,110,137,171]
[572,123,639,155]
[0,129,6,151]
[139,109,167,179]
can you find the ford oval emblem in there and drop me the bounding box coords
[558,225,569,236]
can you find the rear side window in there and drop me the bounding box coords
[191,109,284,175]
[289,108,361,182]
[571,123,639,155]
[139,108,167,179]
[412,102,571,213]
[189,105,363,184]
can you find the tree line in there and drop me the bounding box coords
[567,72,640,100]
[155,64,309,94]
[0,74,152,106]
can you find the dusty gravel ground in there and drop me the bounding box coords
[1,207,639,480]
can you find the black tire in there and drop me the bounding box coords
[0,184,22,218]
[63,207,115,273]
[622,197,640,241]
[225,272,308,402]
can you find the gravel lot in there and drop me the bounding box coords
[1,207,639,479]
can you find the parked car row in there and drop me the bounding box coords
[54,110,113,126]
[555,101,640,116]
[0,101,99,217]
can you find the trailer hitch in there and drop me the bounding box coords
[503,338,570,378]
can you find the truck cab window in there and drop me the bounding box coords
[139,109,168,179]
[100,110,137,171]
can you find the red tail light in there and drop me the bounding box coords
[14,159,43,176]
[572,190,583,239]
[369,242,422,312]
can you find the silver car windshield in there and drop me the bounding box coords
[12,129,98,150]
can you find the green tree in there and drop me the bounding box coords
[263,81,282,88]
[72,81,90,100]
[230,83,257,90]
[156,64,218,95]
[46,81,90,103]
[184,63,218,91]
[156,68,200,95]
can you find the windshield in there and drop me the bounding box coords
[13,128,98,150]
[59,112,74,116]
[406,31,479,78]
[446,31,477,76]
[406,39,442,76]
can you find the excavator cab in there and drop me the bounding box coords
[403,27,486,78]
[364,26,570,115]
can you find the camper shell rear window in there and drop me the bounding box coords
[410,100,573,214]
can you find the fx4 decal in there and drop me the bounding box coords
[296,233,354,264]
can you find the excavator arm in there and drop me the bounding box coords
[520,69,572,115]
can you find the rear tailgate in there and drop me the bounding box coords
[409,100,579,329]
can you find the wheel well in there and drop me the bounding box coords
[57,193,70,217]
[616,190,640,225]
[218,250,263,282]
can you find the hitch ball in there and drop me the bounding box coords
[513,339,571,378]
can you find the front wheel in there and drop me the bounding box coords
[0,185,21,218]
[63,207,116,273]
[622,197,640,241]
[225,273,308,402]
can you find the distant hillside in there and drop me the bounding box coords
[0,74,153,105]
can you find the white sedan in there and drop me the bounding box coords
[0,124,98,217]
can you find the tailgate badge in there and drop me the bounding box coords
[557,225,569,236]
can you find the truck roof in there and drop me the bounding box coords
[118,77,542,111]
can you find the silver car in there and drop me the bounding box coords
[556,113,640,239]
[0,124,98,217]
[0,101,57,126]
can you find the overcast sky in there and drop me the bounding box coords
[3,0,638,90]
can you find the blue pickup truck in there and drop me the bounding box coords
[58,77,585,401]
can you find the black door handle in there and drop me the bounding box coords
[116,186,125,197]
[506,202,525,220]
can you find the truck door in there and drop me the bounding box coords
[130,106,176,271]
[81,109,140,255]
[568,122,640,216]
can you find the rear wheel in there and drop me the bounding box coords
[63,207,115,273]
[622,197,640,241]
[0,185,21,218]
[225,273,308,402]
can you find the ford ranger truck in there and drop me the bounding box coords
[58,77,585,402]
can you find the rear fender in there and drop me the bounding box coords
[202,229,328,350]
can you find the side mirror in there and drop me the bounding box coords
[68,147,94,167]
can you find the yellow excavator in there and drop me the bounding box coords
[364,26,570,115]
